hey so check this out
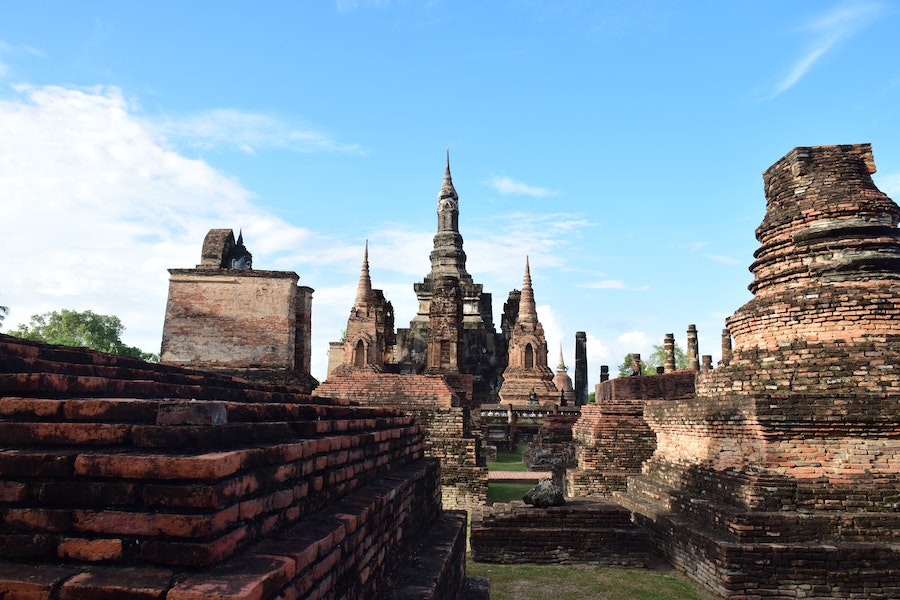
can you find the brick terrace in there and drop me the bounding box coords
[0,334,471,599]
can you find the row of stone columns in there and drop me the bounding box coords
[596,325,736,379]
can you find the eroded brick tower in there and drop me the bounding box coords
[619,144,900,598]
[161,228,316,391]
[395,153,506,401]
[498,257,558,406]
[331,242,395,375]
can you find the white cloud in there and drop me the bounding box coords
[874,171,900,198]
[487,175,559,197]
[766,2,884,99]
[0,41,45,80]
[0,84,325,363]
[617,330,652,351]
[672,241,707,252]
[335,0,392,13]
[578,280,628,290]
[536,304,564,366]
[157,108,367,155]
[705,253,741,266]
[576,279,650,291]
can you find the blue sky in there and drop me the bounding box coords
[3,1,899,383]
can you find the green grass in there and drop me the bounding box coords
[486,482,534,504]
[486,444,529,472]
[467,561,718,600]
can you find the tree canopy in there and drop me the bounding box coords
[617,342,689,377]
[8,309,157,362]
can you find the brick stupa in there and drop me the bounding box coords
[331,241,395,375]
[618,144,900,598]
[498,258,558,406]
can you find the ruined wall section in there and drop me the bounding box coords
[567,372,695,496]
[162,270,300,370]
[618,144,900,598]
[0,334,471,599]
[315,373,488,508]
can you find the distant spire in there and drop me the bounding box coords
[439,149,458,202]
[517,256,538,325]
[557,344,567,371]
[354,240,373,309]
[236,229,244,246]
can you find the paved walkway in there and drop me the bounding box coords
[488,470,551,481]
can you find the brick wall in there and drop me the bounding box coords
[617,144,900,598]
[161,268,316,392]
[566,372,695,496]
[470,499,650,565]
[0,334,471,599]
[316,372,489,508]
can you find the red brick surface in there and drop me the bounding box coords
[617,144,900,598]
[0,333,470,599]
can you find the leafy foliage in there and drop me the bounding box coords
[0,305,7,326]
[617,342,688,377]
[8,309,157,362]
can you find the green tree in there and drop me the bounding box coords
[617,342,688,377]
[9,309,158,362]
[0,305,7,326]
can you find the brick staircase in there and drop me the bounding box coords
[0,334,473,599]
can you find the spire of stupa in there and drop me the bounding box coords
[354,240,373,309]
[438,149,458,202]
[557,344,567,371]
[517,256,538,326]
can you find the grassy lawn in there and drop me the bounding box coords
[467,560,718,600]
[486,444,529,472]
[486,482,533,504]
[475,444,717,599]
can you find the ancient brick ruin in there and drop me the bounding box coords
[0,334,473,599]
[392,155,509,403]
[566,371,696,496]
[6,142,898,599]
[161,229,316,392]
[551,347,576,407]
[470,499,650,566]
[497,258,558,407]
[315,372,489,508]
[616,143,900,598]
[330,242,396,375]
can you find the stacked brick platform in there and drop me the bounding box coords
[617,144,900,598]
[469,499,650,565]
[0,334,471,599]
[566,372,695,496]
[523,412,579,470]
[315,372,489,508]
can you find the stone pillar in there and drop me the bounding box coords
[663,333,676,372]
[600,365,609,382]
[701,355,712,372]
[686,324,700,371]
[575,331,587,406]
[656,366,665,374]
[630,353,642,377]
[721,328,733,366]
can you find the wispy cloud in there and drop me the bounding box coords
[577,280,650,292]
[487,175,559,197]
[672,241,707,252]
[157,108,367,155]
[335,0,392,14]
[0,41,45,79]
[705,253,741,266]
[765,2,884,99]
[0,84,339,368]
[875,171,900,198]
